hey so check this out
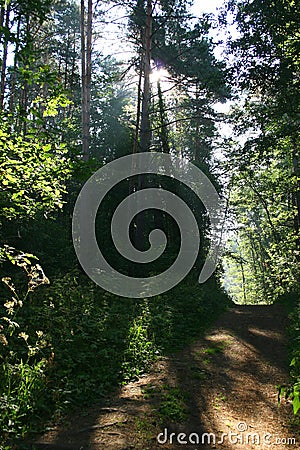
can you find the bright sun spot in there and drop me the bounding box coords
[150,68,170,84]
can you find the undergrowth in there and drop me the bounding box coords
[277,292,300,425]
[0,254,230,448]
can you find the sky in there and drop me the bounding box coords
[191,0,224,15]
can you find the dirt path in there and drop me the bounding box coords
[33,304,299,449]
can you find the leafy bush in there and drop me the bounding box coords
[278,296,300,417]
[287,301,300,416]
[0,247,52,445]
[0,121,70,221]
[0,262,230,447]
[122,303,159,381]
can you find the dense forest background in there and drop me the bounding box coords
[0,0,299,446]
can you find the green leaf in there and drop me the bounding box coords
[292,394,300,415]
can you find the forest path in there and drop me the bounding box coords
[33,304,298,450]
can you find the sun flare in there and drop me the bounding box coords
[150,68,170,84]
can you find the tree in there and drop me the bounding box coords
[125,0,229,254]
[80,0,93,160]
[222,0,300,300]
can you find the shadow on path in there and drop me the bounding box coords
[30,304,298,449]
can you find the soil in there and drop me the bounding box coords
[31,304,299,449]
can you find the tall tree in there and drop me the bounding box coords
[222,0,300,300]
[81,0,93,160]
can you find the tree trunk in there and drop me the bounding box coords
[9,17,21,114]
[0,3,11,108]
[0,5,5,34]
[239,255,247,304]
[157,79,170,154]
[128,58,142,239]
[194,82,200,162]
[292,142,300,249]
[86,0,92,148]
[71,29,77,89]
[133,58,143,156]
[135,0,152,251]
[138,0,152,155]
[81,0,92,161]
[64,32,71,89]
[156,79,172,240]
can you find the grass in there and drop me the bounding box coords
[190,366,208,380]
[213,393,227,410]
[134,415,157,442]
[143,384,187,423]
[159,385,187,422]
[203,346,224,355]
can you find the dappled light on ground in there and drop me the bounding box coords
[32,304,298,449]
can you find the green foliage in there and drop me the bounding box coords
[158,385,187,422]
[290,363,300,415]
[127,0,229,168]
[213,392,226,410]
[0,248,51,444]
[0,123,70,221]
[225,0,300,106]
[154,18,229,101]
[142,383,188,423]
[0,267,230,446]
[0,360,47,439]
[222,0,300,304]
[277,295,300,420]
[134,414,156,442]
[222,100,300,303]
[287,301,300,417]
[148,277,230,352]
[203,345,224,355]
[90,56,135,162]
[122,303,158,381]
[0,1,231,448]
